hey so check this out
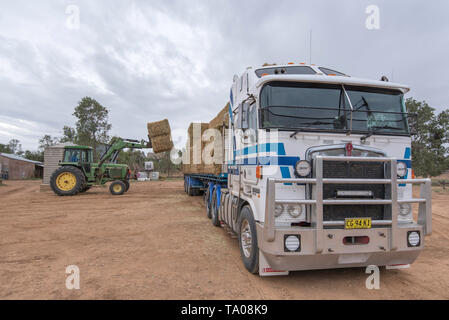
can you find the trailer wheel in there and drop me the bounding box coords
[187,184,195,196]
[205,186,212,219]
[238,206,259,274]
[110,180,126,195]
[211,188,220,227]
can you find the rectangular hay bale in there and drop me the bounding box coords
[147,119,171,138]
[209,103,230,129]
[151,134,174,153]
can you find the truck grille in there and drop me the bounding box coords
[321,160,390,221]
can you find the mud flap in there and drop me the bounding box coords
[258,250,289,276]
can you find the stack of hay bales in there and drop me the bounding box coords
[183,123,208,174]
[183,103,230,175]
[147,119,174,153]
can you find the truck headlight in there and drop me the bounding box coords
[397,162,407,178]
[398,203,412,222]
[295,160,311,177]
[287,205,303,218]
[274,204,284,217]
[407,231,420,247]
[284,235,301,252]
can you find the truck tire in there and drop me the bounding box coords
[205,186,212,219]
[50,166,86,196]
[211,188,220,227]
[123,180,130,192]
[238,205,259,274]
[187,184,195,196]
[110,180,126,195]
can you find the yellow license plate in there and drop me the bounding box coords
[345,218,372,229]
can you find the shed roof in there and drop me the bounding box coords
[0,153,44,166]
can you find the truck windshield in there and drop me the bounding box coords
[260,82,409,135]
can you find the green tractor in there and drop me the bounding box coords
[50,138,151,196]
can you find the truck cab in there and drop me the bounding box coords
[222,63,432,275]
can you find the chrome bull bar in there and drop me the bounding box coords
[264,156,432,253]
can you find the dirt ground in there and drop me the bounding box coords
[0,179,448,300]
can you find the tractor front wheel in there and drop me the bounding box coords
[110,181,126,195]
[50,166,86,196]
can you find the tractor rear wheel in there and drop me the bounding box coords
[110,180,126,195]
[50,166,85,196]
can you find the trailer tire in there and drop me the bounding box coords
[205,186,212,219]
[211,188,220,227]
[187,184,195,196]
[238,206,259,274]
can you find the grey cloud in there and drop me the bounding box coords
[0,0,448,150]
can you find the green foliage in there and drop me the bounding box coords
[118,149,147,171]
[24,150,44,162]
[150,150,182,177]
[8,139,22,155]
[38,135,57,151]
[406,98,449,177]
[60,126,76,143]
[0,143,12,153]
[72,97,112,160]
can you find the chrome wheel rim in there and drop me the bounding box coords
[240,219,252,258]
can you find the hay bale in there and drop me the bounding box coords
[203,164,222,175]
[209,103,230,129]
[147,119,171,138]
[151,134,173,153]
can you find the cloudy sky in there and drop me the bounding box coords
[1,0,448,151]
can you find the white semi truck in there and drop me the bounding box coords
[184,63,432,276]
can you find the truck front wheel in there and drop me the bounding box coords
[238,206,259,274]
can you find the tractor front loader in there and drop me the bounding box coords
[50,138,151,196]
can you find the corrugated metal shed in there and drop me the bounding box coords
[43,142,77,185]
[0,153,43,165]
[0,153,43,180]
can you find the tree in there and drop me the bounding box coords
[39,135,57,151]
[8,139,23,155]
[0,143,12,153]
[406,98,449,177]
[73,97,112,160]
[24,150,44,162]
[118,149,147,171]
[59,126,76,143]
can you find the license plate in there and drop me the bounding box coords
[345,218,372,229]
